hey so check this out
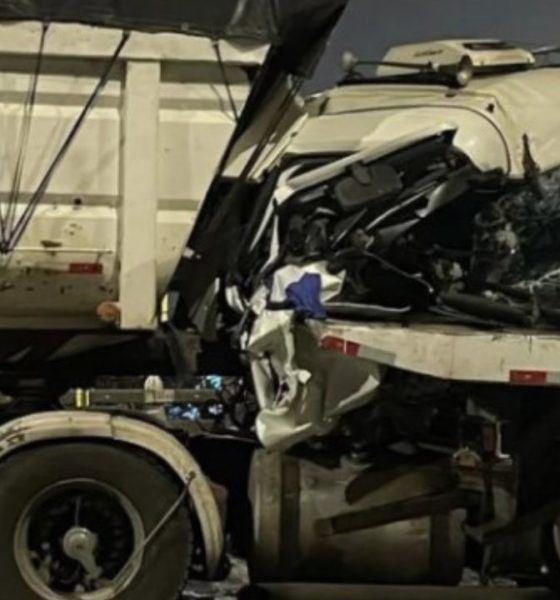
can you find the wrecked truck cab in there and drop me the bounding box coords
[234,49,560,319]
[169,41,560,459]
[230,41,560,404]
[183,41,560,586]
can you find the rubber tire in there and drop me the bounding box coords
[542,522,560,594]
[0,442,193,600]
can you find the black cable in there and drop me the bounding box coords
[213,39,240,123]
[5,30,131,254]
[0,22,49,252]
[205,74,304,246]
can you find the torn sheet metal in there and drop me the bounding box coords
[248,315,382,449]
[245,263,379,449]
[251,129,560,329]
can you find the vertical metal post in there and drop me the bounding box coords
[119,60,160,329]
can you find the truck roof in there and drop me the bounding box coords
[378,39,536,75]
[288,67,560,179]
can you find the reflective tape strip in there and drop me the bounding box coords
[321,336,360,357]
[321,335,397,366]
[509,370,560,385]
[69,262,103,274]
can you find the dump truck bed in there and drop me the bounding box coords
[0,21,266,330]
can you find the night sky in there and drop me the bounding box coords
[314,0,560,88]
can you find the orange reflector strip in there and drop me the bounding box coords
[510,370,548,385]
[322,336,360,357]
[69,262,103,275]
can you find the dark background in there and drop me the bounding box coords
[313,0,560,88]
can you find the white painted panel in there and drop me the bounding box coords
[0,21,266,329]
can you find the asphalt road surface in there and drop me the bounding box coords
[182,561,557,600]
[239,585,556,600]
[183,583,555,600]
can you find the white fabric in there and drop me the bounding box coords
[269,261,345,304]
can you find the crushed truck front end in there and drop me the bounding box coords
[188,41,560,588]
[5,24,560,597]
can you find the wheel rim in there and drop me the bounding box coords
[14,478,145,600]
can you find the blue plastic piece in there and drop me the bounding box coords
[285,273,327,319]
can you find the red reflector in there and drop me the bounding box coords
[510,370,548,385]
[322,336,360,357]
[322,336,345,352]
[69,262,103,275]
[346,341,360,357]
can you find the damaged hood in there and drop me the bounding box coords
[279,68,560,179]
[0,0,349,75]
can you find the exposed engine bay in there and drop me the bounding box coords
[243,134,560,330]
[175,44,560,590]
[209,40,560,452]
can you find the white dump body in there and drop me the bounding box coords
[0,21,267,330]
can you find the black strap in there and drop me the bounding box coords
[213,39,240,123]
[0,22,49,252]
[4,30,131,254]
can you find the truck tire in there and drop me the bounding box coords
[0,442,193,600]
[542,521,560,593]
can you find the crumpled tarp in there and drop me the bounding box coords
[0,0,349,74]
